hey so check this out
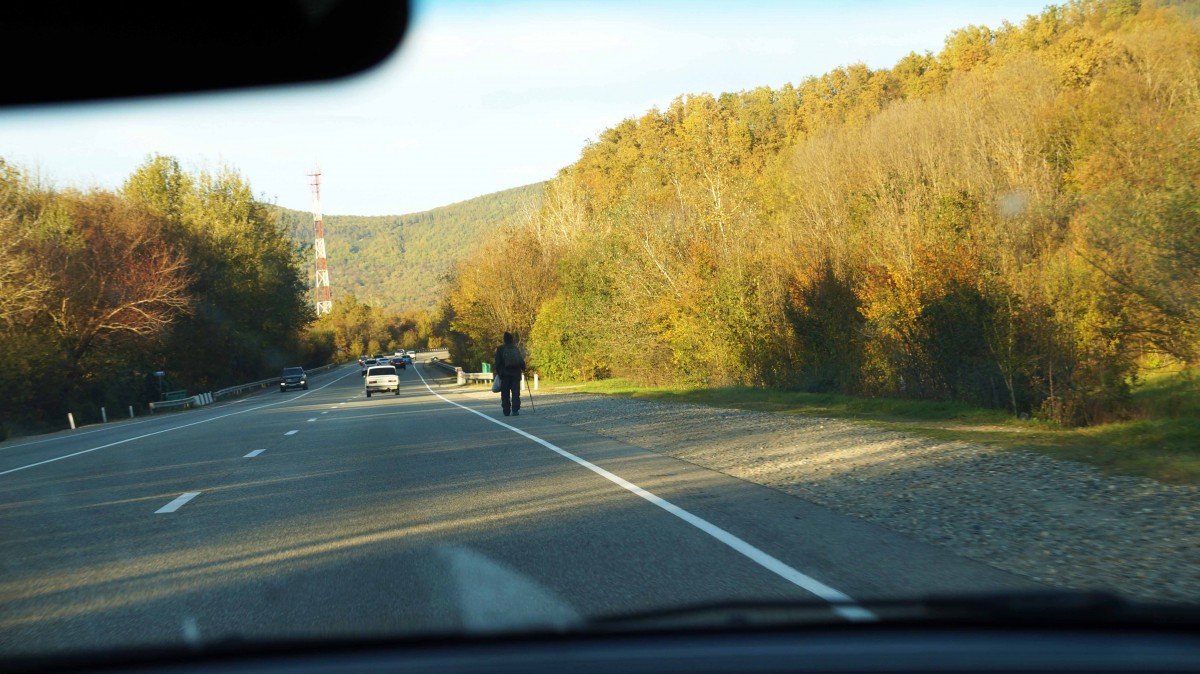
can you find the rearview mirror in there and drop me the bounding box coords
[2,0,411,106]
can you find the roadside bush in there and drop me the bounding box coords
[530,294,611,380]
[785,261,865,393]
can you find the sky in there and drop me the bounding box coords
[0,0,1052,216]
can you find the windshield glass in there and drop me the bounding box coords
[0,0,1197,660]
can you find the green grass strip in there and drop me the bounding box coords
[542,371,1200,485]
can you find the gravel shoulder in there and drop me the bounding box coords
[523,389,1199,604]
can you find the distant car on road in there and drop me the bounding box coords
[279,366,308,392]
[402,354,413,366]
[389,357,405,370]
[361,358,378,376]
[364,365,399,397]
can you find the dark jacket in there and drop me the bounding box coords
[494,343,526,377]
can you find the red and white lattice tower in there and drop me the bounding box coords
[308,169,332,316]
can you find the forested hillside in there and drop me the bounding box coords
[275,183,543,313]
[442,0,1200,426]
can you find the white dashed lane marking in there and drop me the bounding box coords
[155,492,200,514]
[244,449,265,458]
[285,430,298,436]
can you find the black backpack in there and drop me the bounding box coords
[500,344,525,373]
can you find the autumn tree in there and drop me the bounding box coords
[123,156,314,389]
[38,191,192,378]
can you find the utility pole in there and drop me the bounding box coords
[308,169,332,316]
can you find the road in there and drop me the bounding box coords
[0,354,1037,655]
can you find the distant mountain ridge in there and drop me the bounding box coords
[275,182,544,313]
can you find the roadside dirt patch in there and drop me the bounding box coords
[528,391,1200,605]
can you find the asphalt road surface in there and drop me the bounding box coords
[0,354,1037,656]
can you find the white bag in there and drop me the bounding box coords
[491,374,501,393]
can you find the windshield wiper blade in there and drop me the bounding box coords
[588,591,1199,631]
[892,590,1127,623]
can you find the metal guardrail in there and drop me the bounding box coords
[210,362,342,401]
[149,392,214,413]
[428,357,512,386]
[72,362,348,420]
[212,377,280,400]
[148,397,195,412]
[428,357,488,385]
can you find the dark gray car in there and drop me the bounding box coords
[279,366,308,392]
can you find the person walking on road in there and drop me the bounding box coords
[494,332,526,416]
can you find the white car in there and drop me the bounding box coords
[364,365,399,397]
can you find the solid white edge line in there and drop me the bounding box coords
[0,366,359,477]
[0,366,351,453]
[412,364,877,623]
[244,449,266,458]
[0,417,157,452]
[155,491,201,514]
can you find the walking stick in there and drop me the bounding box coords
[523,371,535,413]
